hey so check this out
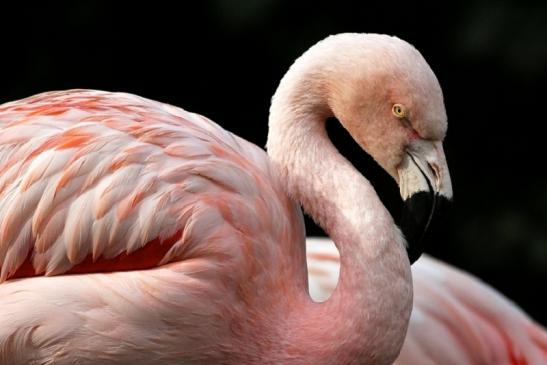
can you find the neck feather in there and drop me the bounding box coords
[265,68,412,364]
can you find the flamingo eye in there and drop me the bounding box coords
[392,104,407,119]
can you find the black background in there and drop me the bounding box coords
[1,1,546,324]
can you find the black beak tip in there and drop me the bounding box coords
[399,191,451,264]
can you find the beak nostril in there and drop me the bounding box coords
[427,162,441,189]
[426,162,435,175]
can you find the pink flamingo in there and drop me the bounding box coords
[0,33,452,364]
[307,237,547,364]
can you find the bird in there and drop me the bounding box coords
[0,33,452,364]
[306,237,547,365]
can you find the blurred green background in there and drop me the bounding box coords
[1,1,545,324]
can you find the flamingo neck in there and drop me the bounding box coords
[266,70,412,364]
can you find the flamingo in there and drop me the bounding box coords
[0,33,452,364]
[307,237,547,364]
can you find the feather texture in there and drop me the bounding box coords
[306,237,547,365]
[0,90,299,282]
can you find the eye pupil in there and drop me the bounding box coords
[393,104,406,118]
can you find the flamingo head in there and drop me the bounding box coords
[321,34,453,263]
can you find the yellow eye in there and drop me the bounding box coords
[392,104,407,118]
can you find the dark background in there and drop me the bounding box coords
[1,1,546,324]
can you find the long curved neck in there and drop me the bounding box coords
[266,69,412,364]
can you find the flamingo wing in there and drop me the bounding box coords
[399,255,547,365]
[306,237,547,365]
[0,89,295,282]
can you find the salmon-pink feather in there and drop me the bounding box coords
[0,89,274,281]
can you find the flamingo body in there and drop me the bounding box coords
[0,90,306,364]
[306,237,547,365]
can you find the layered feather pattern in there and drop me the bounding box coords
[0,90,299,282]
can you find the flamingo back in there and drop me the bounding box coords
[0,90,304,282]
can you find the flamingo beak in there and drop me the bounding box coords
[397,140,452,264]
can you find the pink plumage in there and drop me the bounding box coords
[307,237,547,365]
[0,33,481,364]
[0,90,301,281]
[0,89,309,364]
